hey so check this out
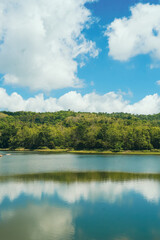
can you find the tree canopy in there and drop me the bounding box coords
[1,111,160,151]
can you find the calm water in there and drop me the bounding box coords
[0,152,160,240]
[0,151,160,175]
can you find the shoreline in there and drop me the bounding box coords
[1,148,160,155]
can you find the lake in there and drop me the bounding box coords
[1,151,160,175]
[0,152,160,240]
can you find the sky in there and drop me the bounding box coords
[0,0,160,114]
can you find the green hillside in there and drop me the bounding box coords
[1,111,160,151]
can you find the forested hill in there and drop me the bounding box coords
[1,111,160,151]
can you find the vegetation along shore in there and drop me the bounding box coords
[1,111,160,152]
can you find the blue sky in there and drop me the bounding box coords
[0,0,160,113]
[80,0,160,102]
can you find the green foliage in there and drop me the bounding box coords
[1,110,160,151]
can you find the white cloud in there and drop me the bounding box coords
[0,88,160,114]
[0,0,98,91]
[126,94,160,114]
[106,3,160,61]
[156,80,160,85]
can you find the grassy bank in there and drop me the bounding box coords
[1,148,160,155]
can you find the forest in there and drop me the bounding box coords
[1,110,160,151]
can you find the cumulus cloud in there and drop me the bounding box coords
[0,0,98,90]
[0,88,160,114]
[106,3,160,61]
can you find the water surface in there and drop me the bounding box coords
[0,152,160,240]
[0,152,160,175]
[0,178,160,240]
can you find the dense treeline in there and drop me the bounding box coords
[1,111,160,151]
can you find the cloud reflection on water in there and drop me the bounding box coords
[0,179,160,205]
[0,205,74,240]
